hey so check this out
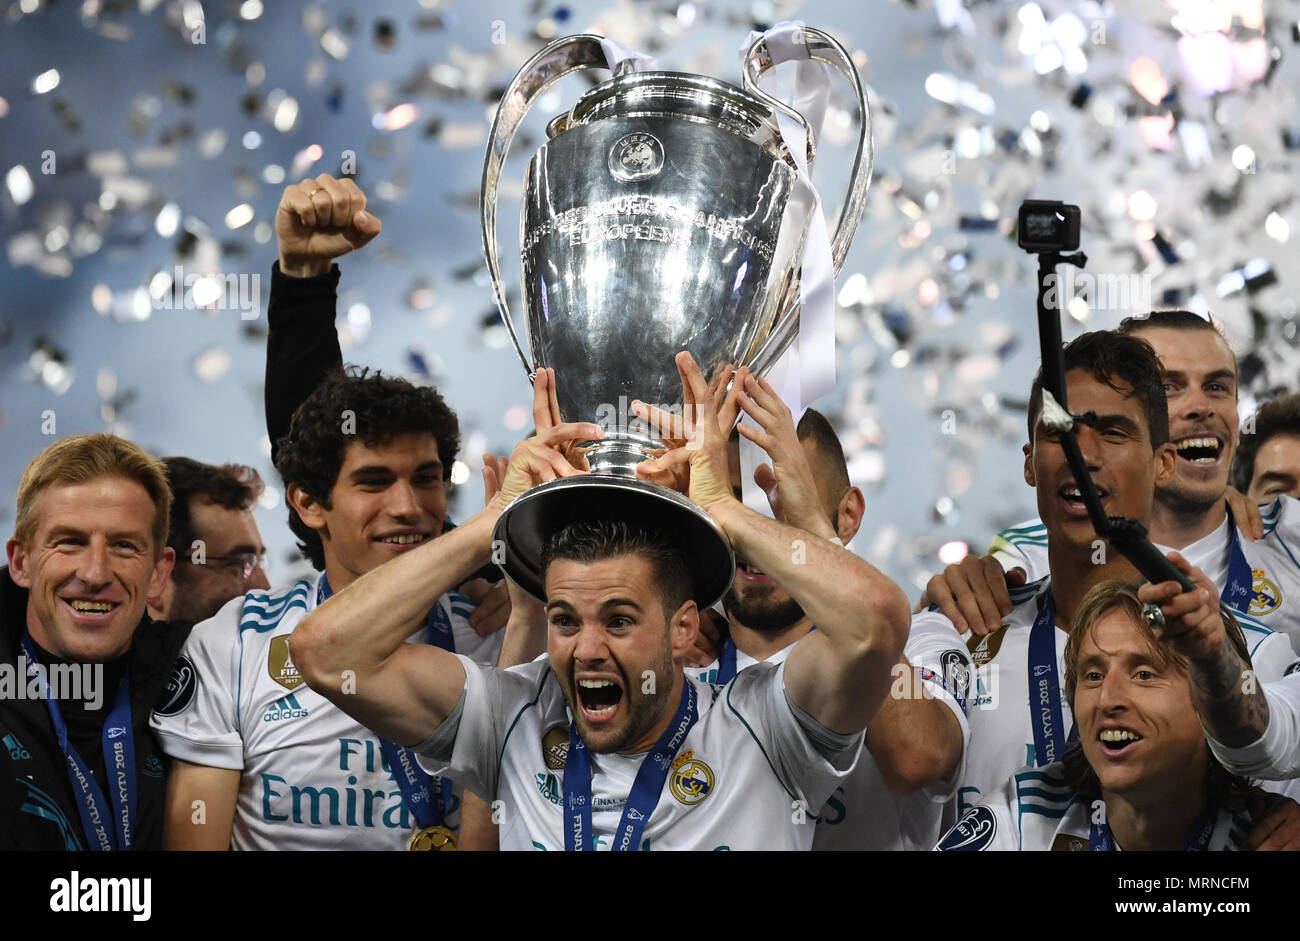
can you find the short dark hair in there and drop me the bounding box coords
[1060,579,1252,813]
[1232,392,1300,493]
[275,367,460,569]
[539,519,693,618]
[1118,309,1237,379]
[796,408,851,505]
[162,457,262,561]
[1027,331,1169,448]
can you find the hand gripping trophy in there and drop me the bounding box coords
[482,25,874,603]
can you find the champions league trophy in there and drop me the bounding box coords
[482,27,873,604]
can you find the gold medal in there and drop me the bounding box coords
[407,825,458,851]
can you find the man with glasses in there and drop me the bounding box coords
[148,458,270,627]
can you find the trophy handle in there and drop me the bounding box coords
[739,27,874,377]
[481,34,613,380]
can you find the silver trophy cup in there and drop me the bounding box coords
[483,28,873,604]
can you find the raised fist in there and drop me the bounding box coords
[276,173,382,278]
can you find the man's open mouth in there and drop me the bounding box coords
[1059,483,1107,513]
[576,678,623,719]
[1098,727,1143,754]
[1175,435,1224,465]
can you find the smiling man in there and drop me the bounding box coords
[929,328,1300,839]
[1234,393,1300,504]
[148,458,270,626]
[290,353,911,850]
[1,434,181,850]
[988,311,1300,646]
[938,579,1265,851]
[152,369,505,850]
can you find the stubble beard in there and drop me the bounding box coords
[723,583,806,634]
[573,633,677,755]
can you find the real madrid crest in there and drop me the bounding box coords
[608,132,664,183]
[1250,568,1282,616]
[268,635,304,691]
[668,749,714,806]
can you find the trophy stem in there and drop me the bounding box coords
[583,434,664,477]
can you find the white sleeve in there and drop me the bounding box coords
[935,771,1019,851]
[149,596,245,770]
[904,611,973,801]
[988,519,1050,582]
[725,661,862,813]
[1246,629,1299,683]
[412,654,537,801]
[1208,671,1300,780]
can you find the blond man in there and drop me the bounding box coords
[1,434,180,850]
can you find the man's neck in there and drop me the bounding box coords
[727,615,814,662]
[1149,491,1226,550]
[322,556,359,594]
[1046,542,1141,632]
[1102,780,1209,851]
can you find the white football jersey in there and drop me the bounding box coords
[414,655,860,850]
[689,616,972,850]
[991,498,1300,647]
[1238,497,1300,648]
[150,574,503,850]
[957,575,1295,814]
[937,761,1254,851]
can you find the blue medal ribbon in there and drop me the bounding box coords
[22,634,136,851]
[317,574,452,828]
[1220,507,1255,614]
[1029,590,1075,765]
[563,679,698,851]
[1089,809,1215,851]
[716,637,738,685]
[715,625,814,685]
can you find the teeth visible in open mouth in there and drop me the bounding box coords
[1099,729,1142,743]
[1176,437,1221,463]
[1063,487,1082,499]
[380,534,424,545]
[70,601,113,613]
[577,678,621,714]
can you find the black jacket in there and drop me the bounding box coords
[0,568,191,850]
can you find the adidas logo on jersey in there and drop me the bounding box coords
[263,694,309,723]
[4,732,30,760]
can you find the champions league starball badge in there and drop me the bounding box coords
[480,28,873,602]
[608,132,664,183]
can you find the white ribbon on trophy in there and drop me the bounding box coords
[599,38,658,73]
[736,21,838,522]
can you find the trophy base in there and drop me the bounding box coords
[492,475,735,607]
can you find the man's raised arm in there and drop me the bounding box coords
[292,408,600,748]
[266,173,380,464]
[1140,551,1300,779]
[640,353,910,735]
